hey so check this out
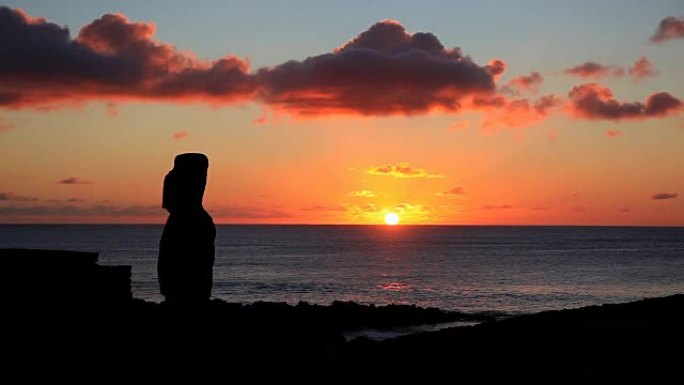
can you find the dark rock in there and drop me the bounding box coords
[0,248,131,307]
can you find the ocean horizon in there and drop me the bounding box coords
[2,224,683,314]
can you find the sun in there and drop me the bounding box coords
[385,212,400,225]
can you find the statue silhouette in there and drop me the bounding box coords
[158,153,215,303]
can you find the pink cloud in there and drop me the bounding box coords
[605,129,621,138]
[481,205,513,210]
[0,117,13,132]
[0,7,256,109]
[172,131,189,140]
[628,56,658,81]
[563,62,624,78]
[367,163,444,178]
[650,17,684,43]
[436,187,465,196]
[505,72,544,94]
[652,192,678,200]
[473,94,561,130]
[0,192,38,201]
[257,20,500,115]
[568,83,682,120]
[1,9,503,117]
[58,177,92,185]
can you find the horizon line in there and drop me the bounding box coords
[1,222,683,228]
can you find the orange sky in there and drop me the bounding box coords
[1,5,683,225]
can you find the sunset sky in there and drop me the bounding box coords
[1,0,683,225]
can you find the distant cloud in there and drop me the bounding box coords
[563,62,623,78]
[172,131,189,140]
[253,115,267,125]
[367,163,444,178]
[0,192,38,201]
[562,57,657,82]
[47,198,82,203]
[0,204,162,217]
[450,120,469,131]
[210,206,293,219]
[58,177,92,185]
[473,94,560,129]
[628,56,658,81]
[347,190,376,198]
[568,83,682,120]
[346,202,432,223]
[300,205,346,212]
[0,117,14,132]
[106,102,119,117]
[481,205,513,210]
[436,187,465,196]
[650,17,684,43]
[504,72,544,94]
[652,192,678,200]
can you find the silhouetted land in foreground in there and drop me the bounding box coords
[5,249,684,383]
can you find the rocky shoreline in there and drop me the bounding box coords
[4,249,683,383]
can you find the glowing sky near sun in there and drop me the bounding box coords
[0,0,683,225]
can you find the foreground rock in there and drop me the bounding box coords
[348,294,684,383]
[3,248,683,383]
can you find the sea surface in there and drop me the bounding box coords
[1,225,683,314]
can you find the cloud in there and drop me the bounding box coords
[650,17,684,43]
[652,192,678,200]
[4,5,679,130]
[58,177,92,185]
[606,129,621,138]
[1,9,501,116]
[0,7,256,109]
[450,120,469,131]
[0,117,14,132]
[366,162,444,178]
[209,205,293,219]
[563,62,624,78]
[47,198,82,203]
[562,57,657,82]
[473,94,560,129]
[0,192,39,201]
[481,205,513,210]
[347,190,376,197]
[568,83,682,120]
[300,205,346,212]
[253,115,267,125]
[628,56,658,80]
[345,202,432,223]
[436,187,465,196]
[0,204,162,217]
[504,72,544,94]
[1,8,510,118]
[257,20,499,115]
[172,131,188,139]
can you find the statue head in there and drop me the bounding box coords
[162,153,209,212]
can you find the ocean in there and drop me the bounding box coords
[1,225,683,314]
